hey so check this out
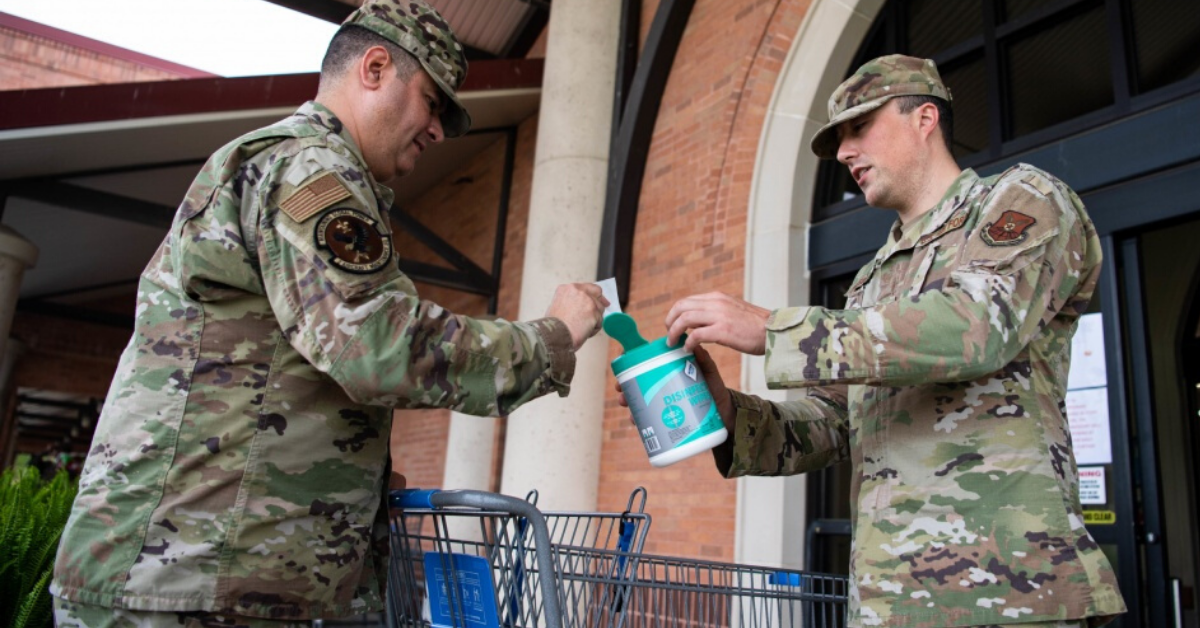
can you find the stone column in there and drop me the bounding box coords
[0,340,24,467]
[0,225,36,466]
[438,412,499,541]
[441,412,498,491]
[496,0,619,512]
[0,224,38,360]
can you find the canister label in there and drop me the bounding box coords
[621,356,723,458]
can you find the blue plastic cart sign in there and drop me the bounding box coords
[424,552,500,628]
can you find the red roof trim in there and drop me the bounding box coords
[0,59,543,131]
[0,11,218,79]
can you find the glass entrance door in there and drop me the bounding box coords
[1098,218,1200,628]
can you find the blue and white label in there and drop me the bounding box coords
[684,361,698,381]
[424,552,499,628]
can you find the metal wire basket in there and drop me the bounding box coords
[387,488,847,628]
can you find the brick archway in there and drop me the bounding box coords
[734,0,883,567]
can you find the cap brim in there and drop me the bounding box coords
[808,96,894,159]
[439,93,471,139]
[421,59,472,138]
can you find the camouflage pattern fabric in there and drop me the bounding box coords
[50,101,574,619]
[714,165,1125,627]
[342,0,471,137]
[810,54,952,159]
[53,596,311,627]
[969,622,1085,628]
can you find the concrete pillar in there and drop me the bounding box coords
[441,411,497,491]
[0,340,24,467]
[497,0,619,511]
[0,225,35,467]
[0,224,38,360]
[438,412,499,541]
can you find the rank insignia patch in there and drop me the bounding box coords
[917,209,969,247]
[315,209,392,273]
[981,210,1037,246]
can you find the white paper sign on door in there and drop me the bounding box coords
[1066,388,1113,465]
[1079,466,1107,505]
[1068,313,1107,391]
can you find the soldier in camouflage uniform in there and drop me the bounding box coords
[661,55,1127,627]
[50,1,608,626]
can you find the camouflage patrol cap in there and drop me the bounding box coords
[810,54,951,159]
[343,0,472,138]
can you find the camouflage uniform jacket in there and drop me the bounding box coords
[715,165,1126,627]
[51,102,575,619]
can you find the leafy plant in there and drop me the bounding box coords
[0,466,78,628]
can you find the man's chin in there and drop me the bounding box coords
[394,157,419,178]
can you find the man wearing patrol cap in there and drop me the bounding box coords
[660,54,1127,627]
[50,1,607,625]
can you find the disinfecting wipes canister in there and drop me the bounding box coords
[612,338,728,467]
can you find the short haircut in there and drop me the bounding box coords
[320,25,421,88]
[895,95,954,155]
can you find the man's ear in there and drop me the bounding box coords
[358,46,392,90]
[916,101,940,143]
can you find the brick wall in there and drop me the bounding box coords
[390,114,540,492]
[0,13,211,89]
[387,0,813,562]
[595,0,811,560]
[4,312,129,457]
[8,308,130,398]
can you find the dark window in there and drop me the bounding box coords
[1006,6,1113,137]
[804,261,870,573]
[811,0,1200,220]
[907,0,981,58]
[1131,0,1200,94]
[941,54,988,157]
[1003,0,1060,22]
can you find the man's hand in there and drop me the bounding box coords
[613,346,734,431]
[665,292,770,354]
[389,471,407,491]
[545,283,609,350]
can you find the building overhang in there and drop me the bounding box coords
[0,59,542,303]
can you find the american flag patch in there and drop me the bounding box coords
[279,173,352,223]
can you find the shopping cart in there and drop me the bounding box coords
[553,546,847,628]
[387,488,847,628]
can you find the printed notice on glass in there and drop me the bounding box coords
[1067,313,1107,391]
[1066,388,1112,465]
[1078,466,1107,505]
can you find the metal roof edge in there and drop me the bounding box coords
[0,58,544,132]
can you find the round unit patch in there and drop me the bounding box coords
[315,209,392,273]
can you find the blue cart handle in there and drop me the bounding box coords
[390,488,440,509]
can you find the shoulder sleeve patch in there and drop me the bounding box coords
[315,208,393,274]
[280,172,351,223]
[981,210,1038,246]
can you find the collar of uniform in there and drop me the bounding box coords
[888,168,979,254]
[294,101,396,208]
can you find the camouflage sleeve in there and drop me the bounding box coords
[258,146,575,416]
[713,386,850,477]
[764,169,1096,388]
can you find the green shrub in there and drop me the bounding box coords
[0,466,78,628]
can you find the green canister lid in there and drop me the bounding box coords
[610,335,689,376]
[604,311,689,375]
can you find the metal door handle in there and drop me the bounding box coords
[1170,577,1183,628]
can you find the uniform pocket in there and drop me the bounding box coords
[907,243,939,296]
[765,307,811,332]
